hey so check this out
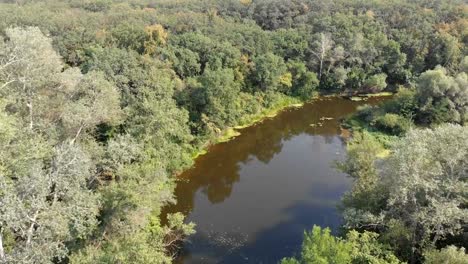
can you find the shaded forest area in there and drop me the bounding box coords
[0,0,466,263]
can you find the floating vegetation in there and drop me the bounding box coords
[206,230,249,253]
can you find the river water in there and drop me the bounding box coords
[163,96,387,264]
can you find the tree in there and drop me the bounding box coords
[144,24,168,56]
[109,21,146,53]
[310,33,334,79]
[0,141,99,264]
[337,132,388,228]
[461,56,468,73]
[251,0,310,30]
[272,28,309,60]
[415,66,468,124]
[424,246,468,264]
[281,226,401,264]
[251,52,288,92]
[426,32,462,71]
[62,71,122,144]
[374,113,411,136]
[0,28,122,141]
[340,125,468,262]
[381,40,408,83]
[163,46,201,78]
[0,27,62,130]
[363,73,387,93]
[383,124,468,251]
[80,0,111,12]
[287,60,319,99]
[69,212,195,264]
[197,68,242,129]
[0,27,122,264]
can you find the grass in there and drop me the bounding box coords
[235,96,304,129]
[216,128,241,143]
[349,92,394,101]
[376,149,391,158]
[343,105,398,160]
[191,148,207,159]
[350,96,366,101]
[364,92,394,97]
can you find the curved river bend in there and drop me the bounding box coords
[163,97,387,264]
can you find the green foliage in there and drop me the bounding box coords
[363,73,387,93]
[251,52,288,92]
[163,46,201,78]
[381,88,417,119]
[415,66,468,124]
[0,27,192,263]
[374,113,411,136]
[337,132,389,228]
[109,21,146,52]
[385,124,468,248]
[0,0,467,262]
[271,28,309,60]
[79,0,112,12]
[341,124,468,262]
[70,212,195,264]
[197,68,242,128]
[0,140,100,264]
[287,60,319,99]
[281,226,401,264]
[424,246,468,264]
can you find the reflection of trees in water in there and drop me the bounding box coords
[162,97,388,220]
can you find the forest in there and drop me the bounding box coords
[0,0,466,263]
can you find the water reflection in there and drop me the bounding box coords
[163,97,388,263]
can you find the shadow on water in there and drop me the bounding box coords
[176,202,344,264]
[162,97,389,264]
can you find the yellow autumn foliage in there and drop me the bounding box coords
[144,24,168,55]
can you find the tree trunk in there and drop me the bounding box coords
[26,99,33,131]
[0,228,5,262]
[70,124,84,145]
[26,211,38,246]
[319,54,324,79]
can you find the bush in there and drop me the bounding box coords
[364,73,388,93]
[374,113,412,135]
[281,226,402,264]
[424,246,468,264]
[82,0,111,12]
[382,88,417,118]
[355,105,377,123]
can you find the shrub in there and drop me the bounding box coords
[425,246,468,264]
[374,113,412,135]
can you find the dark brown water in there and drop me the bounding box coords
[163,97,387,264]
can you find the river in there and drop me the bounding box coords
[163,96,388,264]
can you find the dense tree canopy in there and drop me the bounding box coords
[0,0,466,263]
[339,124,468,262]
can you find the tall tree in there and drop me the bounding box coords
[310,33,334,80]
[384,124,468,251]
[0,138,99,264]
[0,27,62,130]
[0,27,122,263]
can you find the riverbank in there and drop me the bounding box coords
[190,92,395,161]
[190,95,305,160]
[347,92,394,101]
[340,93,397,159]
[163,96,394,263]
